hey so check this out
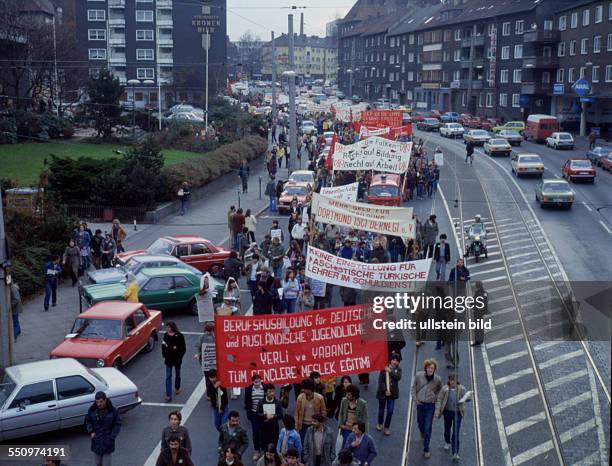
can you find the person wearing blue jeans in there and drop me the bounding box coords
[43,256,61,311]
[208,370,229,431]
[435,373,469,461]
[411,358,442,459]
[376,353,402,436]
[161,321,186,402]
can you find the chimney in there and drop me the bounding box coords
[300,12,304,36]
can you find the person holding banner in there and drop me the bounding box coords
[194,322,216,396]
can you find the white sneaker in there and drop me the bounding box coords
[453,453,460,461]
[444,443,450,451]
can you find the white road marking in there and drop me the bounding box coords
[502,237,534,247]
[469,258,504,269]
[483,275,508,283]
[492,305,517,316]
[486,334,524,349]
[494,367,533,385]
[141,402,185,408]
[494,221,523,228]
[499,388,539,408]
[512,440,554,465]
[524,309,562,321]
[581,201,593,212]
[486,284,510,293]
[551,392,591,415]
[587,363,609,465]
[488,296,513,305]
[508,258,543,268]
[517,286,553,297]
[246,304,253,316]
[498,226,528,235]
[572,451,602,466]
[511,267,546,277]
[505,412,546,436]
[504,252,532,261]
[491,319,522,332]
[538,350,583,369]
[489,350,528,366]
[599,220,612,235]
[533,341,561,351]
[553,173,561,179]
[559,419,596,443]
[471,266,507,277]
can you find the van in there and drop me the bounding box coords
[368,174,401,207]
[523,114,559,143]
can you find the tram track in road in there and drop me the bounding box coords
[423,130,610,465]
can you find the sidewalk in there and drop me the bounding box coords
[12,157,286,365]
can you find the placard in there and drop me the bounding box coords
[309,279,327,297]
[201,342,216,371]
[197,293,215,323]
[435,152,444,167]
[361,109,403,128]
[332,137,412,173]
[270,229,283,241]
[320,182,359,202]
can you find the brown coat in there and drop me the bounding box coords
[295,392,326,430]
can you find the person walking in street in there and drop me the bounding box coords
[588,130,597,150]
[338,385,368,444]
[219,447,245,466]
[435,374,472,462]
[178,182,191,216]
[209,369,230,431]
[258,384,283,458]
[269,237,286,278]
[246,374,266,461]
[162,321,186,402]
[43,255,61,311]
[101,233,116,268]
[343,422,377,466]
[411,358,443,459]
[161,411,192,455]
[111,219,127,253]
[282,270,300,314]
[232,208,246,252]
[303,413,336,466]
[91,229,103,270]
[75,223,92,272]
[266,177,278,212]
[254,280,274,315]
[245,209,257,243]
[448,258,470,294]
[245,254,264,303]
[471,281,489,346]
[123,272,139,303]
[376,353,402,436]
[277,414,303,460]
[239,159,250,193]
[295,378,327,443]
[10,281,22,340]
[85,391,121,466]
[228,205,237,249]
[156,434,195,466]
[63,238,81,286]
[465,141,474,165]
[434,234,451,281]
[218,410,249,460]
[423,215,438,259]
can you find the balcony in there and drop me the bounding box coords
[157,18,173,27]
[157,0,173,9]
[460,57,486,69]
[109,54,126,64]
[462,35,485,48]
[157,37,173,46]
[108,36,126,46]
[523,29,560,43]
[459,79,484,90]
[157,55,174,65]
[108,18,126,27]
[523,56,558,69]
[521,82,550,94]
[109,0,125,8]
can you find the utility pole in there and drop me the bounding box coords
[0,189,13,368]
[288,14,297,176]
[271,31,277,123]
[466,25,476,114]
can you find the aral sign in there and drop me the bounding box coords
[571,79,591,97]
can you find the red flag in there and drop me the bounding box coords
[325,132,336,170]
[330,104,337,115]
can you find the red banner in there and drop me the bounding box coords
[215,306,387,387]
[361,110,403,128]
[359,124,412,141]
[325,133,337,170]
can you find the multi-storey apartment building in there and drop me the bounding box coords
[73,0,226,110]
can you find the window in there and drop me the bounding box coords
[478,93,483,108]
[610,3,612,20]
[88,29,106,40]
[581,38,588,54]
[57,376,95,400]
[595,5,603,22]
[568,67,574,83]
[88,48,106,60]
[409,34,415,45]
[579,66,586,78]
[515,20,524,34]
[136,30,153,41]
[593,35,601,53]
[453,49,461,61]
[558,42,566,57]
[558,15,567,31]
[501,46,510,60]
[502,22,510,36]
[444,30,451,42]
[557,68,564,83]
[570,12,578,28]
[569,40,576,55]
[191,243,210,255]
[143,276,173,291]
[443,51,451,62]
[514,44,523,59]
[592,65,600,82]
[137,68,154,79]
[87,10,105,21]
[582,9,589,26]
[499,93,507,107]
[513,69,522,83]
[608,33,612,51]
[174,276,193,289]
[407,71,414,81]
[454,29,461,41]
[606,65,612,82]
[136,10,153,22]
[544,20,553,31]
[512,94,520,107]
[542,71,550,84]
[9,381,55,409]
[390,37,395,47]
[486,93,493,107]
[132,309,147,326]
[500,69,509,83]
[136,49,154,60]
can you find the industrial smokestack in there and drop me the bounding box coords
[300,12,304,36]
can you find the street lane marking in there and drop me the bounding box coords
[142,402,185,408]
[507,258,543,268]
[489,296,513,305]
[486,284,510,293]
[483,275,508,283]
[533,341,561,351]
[559,419,596,443]
[505,252,535,261]
[573,451,601,466]
[471,266,507,277]
[499,388,539,409]
[505,412,546,436]
[491,319,521,332]
[517,286,552,297]
[498,226,528,235]
[599,220,612,235]
[581,201,593,212]
[551,392,591,415]
[489,350,528,366]
[469,258,504,269]
[512,440,554,465]
[511,267,546,277]
[493,305,517,316]
[494,367,533,385]
[486,334,524,349]
[538,350,583,369]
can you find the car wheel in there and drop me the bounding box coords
[143,333,156,353]
[567,203,573,209]
[517,142,521,146]
[112,358,122,370]
[569,146,574,150]
[189,298,198,316]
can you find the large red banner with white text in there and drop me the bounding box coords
[215,306,387,387]
[361,110,403,128]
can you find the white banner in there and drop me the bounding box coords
[435,152,444,167]
[306,247,431,291]
[332,137,412,173]
[311,193,415,238]
[320,182,359,202]
[359,126,391,138]
[201,342,216,372]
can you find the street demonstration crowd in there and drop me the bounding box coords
[53,109,480,466]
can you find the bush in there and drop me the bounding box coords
[10,111,73,143]
[0,118,17,144]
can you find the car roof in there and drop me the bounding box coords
[290,170,315,176]
[139,267,197,278]
[6,358,90,385]
[371,174,401,185]
[80,301,144,319]
[542,178,569,184]
[568,157,590,161]
[163,235,209,244]
[517,153,540,158]
[489,138,508,143]
[132,255,181,264]
[527,114,557,122]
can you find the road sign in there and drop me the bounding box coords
[519,95,531,107]
[571,79,591,97]
[553,83,564,95]
[580,97,595,103]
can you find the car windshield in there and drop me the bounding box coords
[147,238,173,255]
[474,131,488,136]
[71,318,122,339]
[290,173,313,182]
[503,131,520,136]
[0,372,16,408]
[284,186,308,196]
[449,124,461,128]
[490,139,507,145]
[558,134,572,140]
[544,182,570,192]
[595,147,612,155]
[369,185,399,197]
[571,160,592,168]
[520,156,542,163]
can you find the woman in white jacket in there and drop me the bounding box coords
[245,209,257,243]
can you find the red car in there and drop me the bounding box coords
[368,174,401,206]
[481,118,501,131]
[458,113,472,126]
[467,116,484,129]
[600,154,612,171]
[411,112,426,123]
[428,110,442,119]
[562,158,596,183]
[117,235,230,273]
[50,302,162,369]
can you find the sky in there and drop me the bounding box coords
[226,0,353,41]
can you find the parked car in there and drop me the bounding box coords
[440,123,465,138]
[440,112,459,123]
[458,113,473,126]
[497,129,523,146]
[561,158,596,183]
[463,129,490,145]
[117,236,230,274]
[80,268,214,314]
[411,112,426,123]
[600,154,612,171]
[278,182,311,214]
[367,174,401,207]
[416,118,441,131]
[523,114,559,143]
[535,179,574,208]
[351,95,362,103]
[586,145,612,165]
[492,121,525,134]
[546,132,575,150]
[0,359,141,440]
[510,153,544,177]
[88,255,202,285]
[481,118,501,131]
[428,110,442,119]
[467,116,483,129]
[483,138,512,156]
[50,302,162,369]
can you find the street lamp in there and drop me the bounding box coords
[127,79,140,138]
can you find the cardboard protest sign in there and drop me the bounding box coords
[332,137,412,173]
[320,182,359,202]
[201,342,216,371]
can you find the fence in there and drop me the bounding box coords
[63,204,148,222]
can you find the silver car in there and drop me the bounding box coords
[0,359,141,440]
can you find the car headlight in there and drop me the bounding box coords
[474,236,480,241]
[96,358,105,367]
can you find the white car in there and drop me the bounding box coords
[546,132,574,150]
[510,153,544,177]
[0,359,141,440]
[287,170,315,187]
[440,123,465,138]
[463,129,490,145]
[300,120,317,135]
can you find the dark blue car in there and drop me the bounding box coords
[441,112,459,123]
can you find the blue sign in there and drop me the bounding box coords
[572,79,591,97]
[519,95,531,108]
[553,83,564,95]
[580,97,595,103]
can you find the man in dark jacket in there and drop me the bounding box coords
[265,176,277,212]
[209,369,230,431]
[218,410,249,459]
[162,321,186,402]
[156,434,194,466]
[376,353,402,436]
[85,391,121,466]
[257,384,283,452]
[238,159,250,193]
[465,140,474,164]
[223,251,243,282]
[433,234,451,281]
[303,413,336,466]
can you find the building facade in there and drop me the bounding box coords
[73,0,227,110]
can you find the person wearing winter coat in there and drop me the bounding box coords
[257,385,284,454]
[411,358,443,459]
[268,237,286,278]
[434,374,471,461]
[303,414,336,466]
[218,411,249,459]
[376,353,402,436]
[239,159,250,193]
[156,434,194,466]
[161,410,192,455]
[75,223,92,270]
[422,215,439,259]
[254,281,274,315]
[245,209,257,242]
[223,251,244,282]
[43,255,61,311]
[101,233,116,268]
[162,321,186,402]
[111,219,127,253]
[338,385,368,443]
[63,238,81,286]
[277,414,303,459]
[85,391,121,466]
[295,379,327,442]
[343,422,377,466]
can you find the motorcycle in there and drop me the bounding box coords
[465,223,488,263]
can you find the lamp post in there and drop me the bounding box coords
[143,79,155,131]
[282,70,297,175]
[127,78,140,138]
